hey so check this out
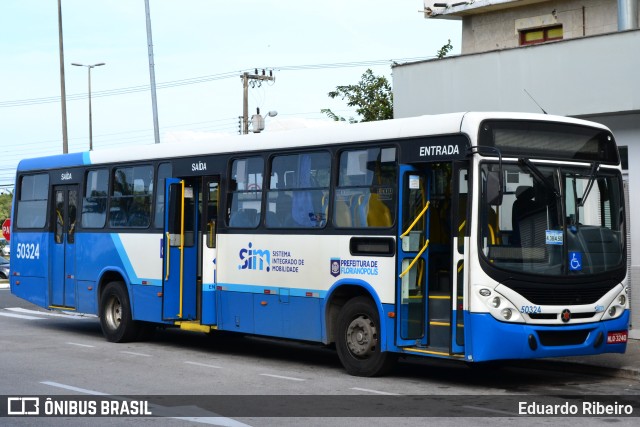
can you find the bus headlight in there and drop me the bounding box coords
[602,288,627,321]
[481,289,521,323]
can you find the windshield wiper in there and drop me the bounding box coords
[578,161,600,207]
[518,158,560,198]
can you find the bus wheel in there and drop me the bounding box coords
[100,281,140,343]
[335,296,397,377]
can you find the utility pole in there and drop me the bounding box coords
[57,0,69,154]
[241,69,275,134]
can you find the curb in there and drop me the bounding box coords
[509,359,640,381]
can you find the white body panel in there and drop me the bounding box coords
[217,234,397,304]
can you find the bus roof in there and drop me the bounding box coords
[17,112,609,172]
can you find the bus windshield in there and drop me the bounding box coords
[480,162,625,276]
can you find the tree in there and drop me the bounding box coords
[321,69,393,123]
[321,41,453,123]
[0,192,12,223]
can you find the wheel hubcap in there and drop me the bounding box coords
[105,296,122,330]
[346,315,378,358]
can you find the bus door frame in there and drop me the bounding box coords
[451,161,469,355]
[162,175,220,323]
[200,176,220,325]
[162,178,197,320]
[395,160,469,354]
[50,184,79,309]
[395,165,430,347]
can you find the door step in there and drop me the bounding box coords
[175,321,216,333]
[49,305,76,311]
[402,347,464,358]
[429,292,452,348]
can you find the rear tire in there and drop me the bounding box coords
[100,281,141,343]
[335,296,397,377]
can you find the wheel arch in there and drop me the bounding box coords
[96,268,129,314]
[323,279,386,347]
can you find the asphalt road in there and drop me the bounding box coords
[1,288,638,426]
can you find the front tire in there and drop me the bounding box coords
[335,296,397,377]
[100,281,141,343]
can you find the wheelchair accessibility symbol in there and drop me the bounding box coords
[569,252,582,271]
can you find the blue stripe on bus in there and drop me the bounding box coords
[18,152,90,171]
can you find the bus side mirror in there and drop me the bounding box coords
[486,170,503,206]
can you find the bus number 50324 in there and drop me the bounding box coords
[15,243,40,260]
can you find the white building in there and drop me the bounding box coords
[393,0,639,337]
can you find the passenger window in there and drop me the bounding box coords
[334,147,397,228]
[55,190,64,243]
[154,163,172,228]
[205,181,218,248]
[227,157,263,228]
[266,152,331,228]
[110,165,154,228]
[82,169,108,229]
[16,174,49,229]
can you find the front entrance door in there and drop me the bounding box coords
[395,162,465,353]
[396,166,430,347]
[51,185,78,309]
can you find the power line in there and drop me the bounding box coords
[0,71,241,108]
[0,56,436,109]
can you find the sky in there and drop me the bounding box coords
[0,0,461,190]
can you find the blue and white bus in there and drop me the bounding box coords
[9,112,629,376]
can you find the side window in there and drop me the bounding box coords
[55,190,64,243]
[82,169,108,229]
[68,190,78,243]
[334,147,397,228]
[110,165,154,228]
[205,181,219,248]
[266,152,331,228]
[154,162,172,228]
[16,174,49,229]
[227,157,263,228]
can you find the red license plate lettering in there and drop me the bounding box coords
[607,331,628,344]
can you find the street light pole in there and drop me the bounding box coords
[72,62,105,151]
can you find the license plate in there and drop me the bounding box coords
[607,331,628,344]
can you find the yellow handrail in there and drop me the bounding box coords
[400,201,430,238]
[399,239,429,278]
